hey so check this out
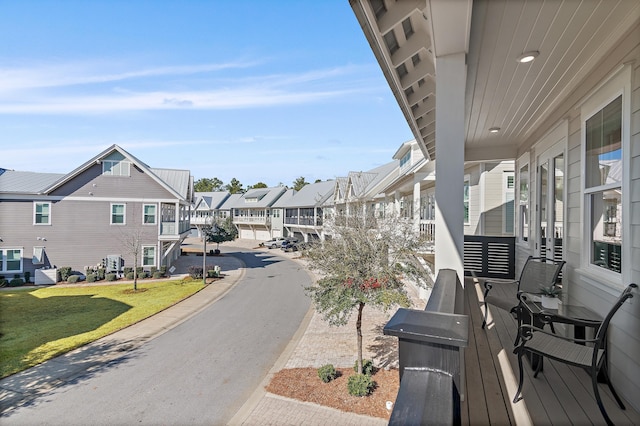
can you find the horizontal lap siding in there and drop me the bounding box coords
[50,164,177,200]
[0,199,160,275]
[1,163,182,277]
[563,26,640,411]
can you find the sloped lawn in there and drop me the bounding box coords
[0,280,205,378]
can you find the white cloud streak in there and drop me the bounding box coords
[0,61,379,114]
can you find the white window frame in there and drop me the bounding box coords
[143,204,157,225]
[516,154,530,246]
[142,245,156,267]
[110,203,126,225]
[579,65,631,288]
[463,175,470,225]
[503,171,515,235]
[1,248,23,273]
[33,201,51,225]
[102,160,131,176]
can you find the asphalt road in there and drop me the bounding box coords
[4,248,312,426]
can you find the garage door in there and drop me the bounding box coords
[256,229,271,241]
[240,229,254,239]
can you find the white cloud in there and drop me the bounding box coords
[0,60,383,114]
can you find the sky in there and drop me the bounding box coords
[0,0,413,188]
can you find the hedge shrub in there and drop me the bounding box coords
[67,275,81,283]
[347,373,374,397]
[187,266,203,279]
[9,278,25,287]
[86,274,97,283]
[353,359,374,376]
[106,273,117,282]
[58,266,73,282]
[152,271,163,279]
[317,364,337,383]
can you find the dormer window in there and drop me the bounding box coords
[400,151,411,168]
[102,152,130,176]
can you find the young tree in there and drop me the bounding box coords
[200,217,238,283]
[304,202,430,375]
[119,226,146,291]
[292,176,309,191]
[225,178,244,194]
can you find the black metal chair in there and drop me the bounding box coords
[513,283,637,426]
[482,256,565,339]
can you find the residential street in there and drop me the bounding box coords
[2,247,312,425]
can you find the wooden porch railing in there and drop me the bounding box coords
[384,269,469,425]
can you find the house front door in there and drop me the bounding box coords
[537,144,565,265]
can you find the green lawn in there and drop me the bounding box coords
[0,280,205,379]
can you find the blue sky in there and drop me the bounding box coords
[0,0,412,187]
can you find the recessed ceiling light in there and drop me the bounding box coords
[517,51,539,63]
[489,127,500,133]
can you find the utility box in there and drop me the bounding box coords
[106,255,124,273]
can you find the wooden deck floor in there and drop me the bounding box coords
[461,277,640,425]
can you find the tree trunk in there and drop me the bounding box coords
[356,301,365,375]
[133,254,138,291]
[203,237,207,285]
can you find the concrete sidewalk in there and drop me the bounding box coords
[0,239,393,425]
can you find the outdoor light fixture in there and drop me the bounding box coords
[489,127,500,133]
[516,51,539,63]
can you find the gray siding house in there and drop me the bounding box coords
[229,186,287,241]
[0,145,193,282]
[275,180,335,242]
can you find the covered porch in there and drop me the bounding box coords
[461,275,640,425]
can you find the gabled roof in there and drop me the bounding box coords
[229,186,287,208]
[271,188,297,208]
[0,170,65,194]
[334,177,348,201]
[348,160,399,200]
[194,191,230,211]
[150,168,192,200]
[218,193,242,210]
[274,180,335,208]
[42,144,191,201]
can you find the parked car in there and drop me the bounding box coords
[280,239,300,251]
[262,237,286,249]
[285,241,310,252]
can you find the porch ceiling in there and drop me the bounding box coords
[350,0,640,162]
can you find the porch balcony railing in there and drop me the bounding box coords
[384,269,468,424]
[464,235,516,279]
[160,220,190,236]
[233,216,270,225]
[190,216,212,225]
[284,217,321,226]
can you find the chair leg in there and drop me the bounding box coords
[600,363,626,410]
[513,306,522,346]
[592,370,614,426]
[482,290,490,329]
[513,349,525,403]
[533,355,543,378]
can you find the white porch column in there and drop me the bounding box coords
[413,180,421,233]
[434,52,466,280]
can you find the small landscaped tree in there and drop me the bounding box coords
[200,217,238,283]
[304,202,430,376]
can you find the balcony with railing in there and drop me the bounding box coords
[233,215,270,225]
[160,220,190,236]
[284,216,322,226]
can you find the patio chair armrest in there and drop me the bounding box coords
[483,279,518,292]
[517,324,597,345]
